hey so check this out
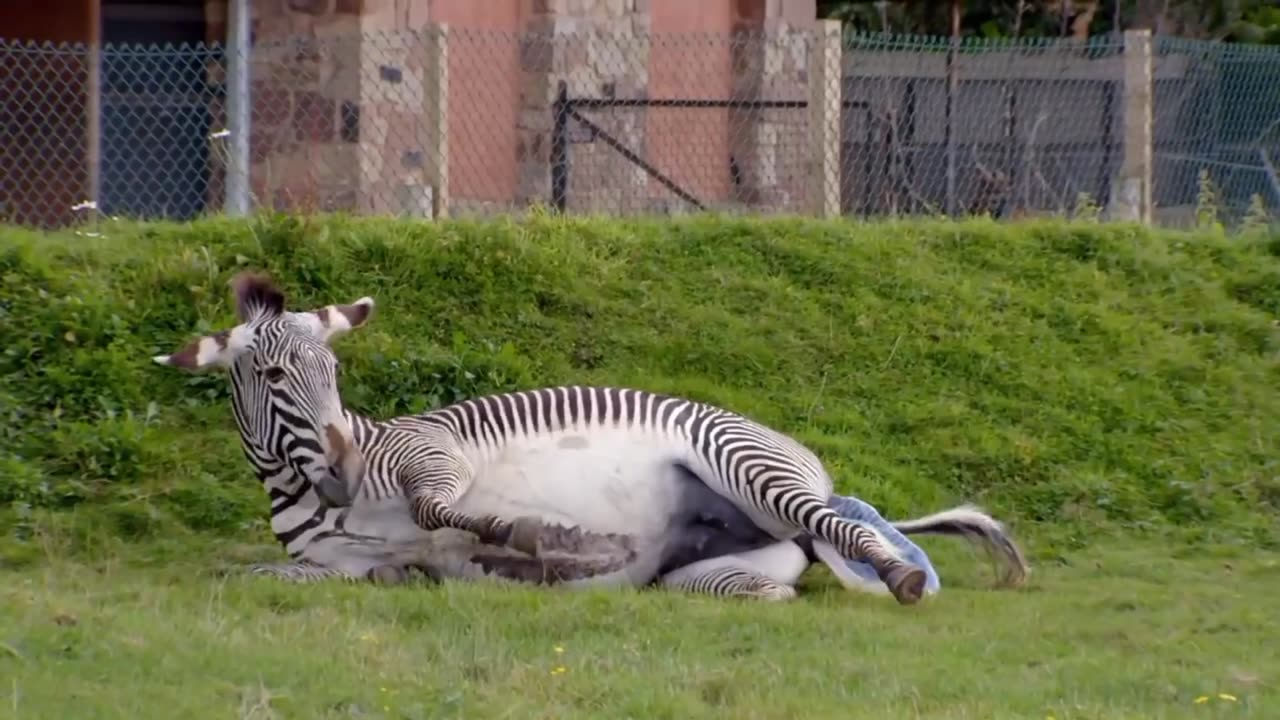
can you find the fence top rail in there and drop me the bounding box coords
[1,27,1279,58]
[843,49,1190,81]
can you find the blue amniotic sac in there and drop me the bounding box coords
[829,494,942,594]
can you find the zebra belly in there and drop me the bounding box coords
[453,428,693,583]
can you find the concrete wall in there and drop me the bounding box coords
[839,46,1186,216]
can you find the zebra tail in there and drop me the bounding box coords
[809,495,943,597]
[890,503,1030,589]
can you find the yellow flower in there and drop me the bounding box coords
[1194,696,1210,704]
[1218,693,1238,702]
[551,666,567,675]
[554,645,565,654]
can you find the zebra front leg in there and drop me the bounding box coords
[661,566,798,602]
[248,561,438,586]
[400,456,543,557]
[247,561,354,583]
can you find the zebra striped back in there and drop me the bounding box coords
[381,385,833,506]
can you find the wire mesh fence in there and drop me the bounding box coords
[842,33,1128,220]
[2,26,1279,230]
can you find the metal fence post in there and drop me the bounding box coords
[426,23,450,220]
[1117,28,1154,224]
[551,80,569,213]
[809,20,842,219]
[223,0,252,217]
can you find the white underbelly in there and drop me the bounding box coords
[452,428,689,545]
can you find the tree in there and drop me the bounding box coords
[816,1,1280,43]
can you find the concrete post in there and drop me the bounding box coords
[425,23,450,220]
[808,19,842,218]
[1115,28,1153,224]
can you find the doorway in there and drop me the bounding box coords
[99,0,213,220]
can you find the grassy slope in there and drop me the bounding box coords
[2,213,1279,717]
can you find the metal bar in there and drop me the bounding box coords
[566,108,705,211]
[901,78,917,213]
[224,0,251,216]
[567,98,870,109]
[86,0,102,212]
[945,0,960,217]
[1099,79,1116,209]
[860,140,1110,154]
[550,80,569,213]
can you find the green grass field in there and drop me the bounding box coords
[3,534,1276,719]
[2,214,1278,717]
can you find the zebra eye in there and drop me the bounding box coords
[262,366,287,383]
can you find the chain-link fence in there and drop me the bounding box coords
[2,26,1279,229]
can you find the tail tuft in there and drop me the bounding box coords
[891,504,1030,589]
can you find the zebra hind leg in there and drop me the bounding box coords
[741,483,929,605]
[812,504,929,605]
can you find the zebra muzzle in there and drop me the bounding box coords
[319,422,366,507]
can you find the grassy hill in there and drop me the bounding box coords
[1,213,1278,718]
[2,212,1277,548]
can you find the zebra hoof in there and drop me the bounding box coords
[884,565,927,606]
[506,515,545,557]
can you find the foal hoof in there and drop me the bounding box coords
[884,564,927,606]
[506,516,544,557]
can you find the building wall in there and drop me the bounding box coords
[224,0,524,215]
[0,0,94,228]
[198,0,818,217]
[429,0,524,211]
[515,0,815,215]
[647,1,735,207]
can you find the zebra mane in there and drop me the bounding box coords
[230,271,286,322]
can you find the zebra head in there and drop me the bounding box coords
[152,271,374,509]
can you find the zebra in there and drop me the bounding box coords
[153,271,1029,604]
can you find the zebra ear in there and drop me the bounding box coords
[299,296,375,343]
[152,325,254,372]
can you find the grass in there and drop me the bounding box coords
[2,212,1280,717]
[2,534,1277,719]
